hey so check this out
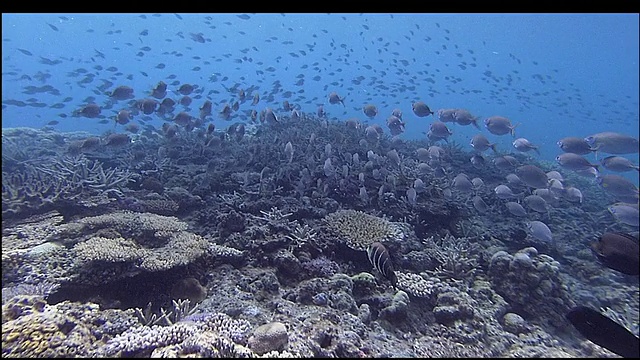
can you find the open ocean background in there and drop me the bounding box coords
[2,13,638,186]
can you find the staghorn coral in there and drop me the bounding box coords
[97,311,254,357]
[2,154,133,217]
[324,209,403,251]
[422,233,480,283]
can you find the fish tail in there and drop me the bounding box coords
[510,122,521,137]
[490,144,498,153]
[471,118,481,130]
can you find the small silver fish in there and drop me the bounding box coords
[512,138,540,154]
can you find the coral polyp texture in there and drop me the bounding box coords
[324,209,404,251]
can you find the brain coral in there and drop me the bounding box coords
[324,210,403,251]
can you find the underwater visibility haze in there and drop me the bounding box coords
[2,13,639,358]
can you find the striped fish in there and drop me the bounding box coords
[367,242,397,287]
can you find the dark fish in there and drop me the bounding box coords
[115,109,132,125]
[180,96,192,107]
[591,232,639,275]
[151,81,167,99]
[412,101,434,117]
[178,83,194,95]
[366,242,397,287]
[47,120,59,126]
[566,306,639,358]
[328,91,345,106]
[363,104,378,118]
[47,23,59,31]
[18,48,33,56]
[386,115,405,136]
[199,100,212,119]
[109,85,134,100]
[173,111,192,126]
[557,136,594,155]
[104,133,131,147]
[77,103,101,118]
[237,14,251,20]
[137,98,158,115]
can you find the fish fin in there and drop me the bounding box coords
[510,122,521,137]
[490,144,498,153]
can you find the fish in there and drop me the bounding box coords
[284,141,294,163]
[526,220,553,243]
[524,195,548,213]
[109,85,134,100]
[178,83,195,95]
[557,136,594,155]
[591,232,639,275]
[115,109,132,125]
[453,109,481,129]
[199,100,212,119]
[470,134,497,153]
[515,165,549,189]
[173,112,192,126]
[366,242,397,287]
[75,103,101,118]
[328,92,345,106]
[555,153,599,172]
[563,186,584,204]
[427,121,452,142]
[437,108,457,123]
[596,174,639,201]
[137,99,158,115]
[264,108,278,124]
[494,184,520,199]
[607,204,640,227]
[391,108,403,120]
[386,115,405,136]
[103,133,131,147]
[505,202,527,217]
[452,173,474,193]
[412,101,434,117]
[493,155,519,171]
[584,132,639,155]
[512,138,540,154]
[219,103,232,120]
[251,92,260,105]
[157,98,176,115]
[484,116,520,137]
[317,105,326,118]
[566,306,640,358]
[472,196,489,213]
[180,96,192,107]
[363,104,378,118]
[470,154,485,169]
[600,156,640,172]
[151,81,167,99]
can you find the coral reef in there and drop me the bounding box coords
[324,209,404,251]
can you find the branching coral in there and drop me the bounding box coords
[422,233,480,283]
[324,209,403,251]
[2,154,133,216]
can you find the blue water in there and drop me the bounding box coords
[2,13,639,184]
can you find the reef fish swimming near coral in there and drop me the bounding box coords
[566,306,640,358]
[367,241,397,287]
[591,232,639,276]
